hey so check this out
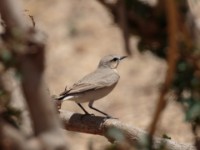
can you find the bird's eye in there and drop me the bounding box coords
[112,57,118,62]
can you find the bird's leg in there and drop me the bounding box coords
[76,102,91,115]
[88,101,113,118]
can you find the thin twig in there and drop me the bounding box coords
[97,0,132,55]
[28,15,35,28]
[117,0,131,55]
[149,0,179,136]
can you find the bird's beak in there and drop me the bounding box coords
[119,56,128,60]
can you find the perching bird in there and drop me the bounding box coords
[56,54,127,118]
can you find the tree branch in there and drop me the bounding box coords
[0,0,69,149]
[97,0,132,55]
[59,110,195,150]
[149,0,180,136]
[117,0,131,55]
[0,120,42,150]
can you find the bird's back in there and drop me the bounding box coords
[59,68,120,99]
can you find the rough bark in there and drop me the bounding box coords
[59,110,196,150]
[0,0,69,149]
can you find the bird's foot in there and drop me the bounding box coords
[85,113,95,116]
[80,113,95,119]
[104,115,118,119]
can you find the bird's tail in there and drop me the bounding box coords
[55,87,72,101]
[55,95,66,100]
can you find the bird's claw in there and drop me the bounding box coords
[105,115,118,119]
[80,113,95,119]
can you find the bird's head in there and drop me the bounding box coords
[98,55,127,69]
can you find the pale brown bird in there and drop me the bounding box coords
[57,55,127,118]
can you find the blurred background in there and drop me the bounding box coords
[15,0,200,149]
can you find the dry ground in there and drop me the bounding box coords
[21,0,193,149]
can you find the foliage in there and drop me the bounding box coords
[98,0,200,149]
[0,88,21,128]
[125,0,200,148]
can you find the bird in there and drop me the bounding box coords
[56,54,127,118]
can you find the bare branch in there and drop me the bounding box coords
[0,0,29,32]
[0,121,42,150]
[0,0,69,149]
[149,0,180,136]
[116,0,131,55]
[97,0,132,55]
[59,110,195,150]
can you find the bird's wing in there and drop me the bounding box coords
[59,69,119,95]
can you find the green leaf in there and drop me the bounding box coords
[107,127,125,141]
[186,101,200,122]
[1,50,12,63]
[162,134,171,140]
